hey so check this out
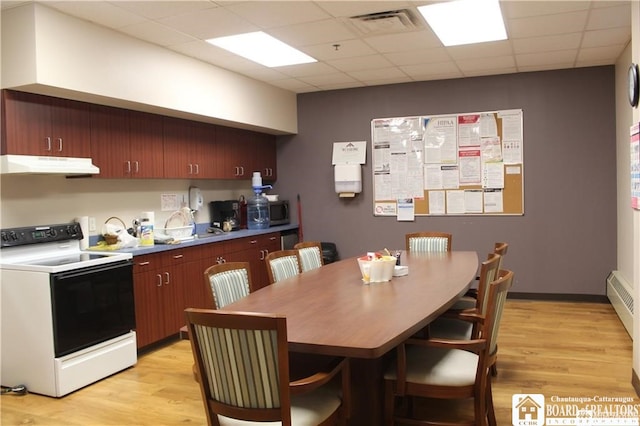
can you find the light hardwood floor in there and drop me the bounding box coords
[1,300,636,425]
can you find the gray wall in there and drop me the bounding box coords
[274,66,616,296]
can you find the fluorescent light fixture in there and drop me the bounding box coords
[418,0,507,47]
[206,31,316,67]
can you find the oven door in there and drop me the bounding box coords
[50,260,135,357]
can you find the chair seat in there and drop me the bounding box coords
[384,346,478,387]
[429,317,473,341]
[217,385,341,425]
[449,296,476,311]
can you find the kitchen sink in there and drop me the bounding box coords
[195,233,223,239]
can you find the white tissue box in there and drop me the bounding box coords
[393,265,408,277]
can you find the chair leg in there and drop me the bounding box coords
[487,374,497,426]
[490,362,498,377]
[383,381,396,426]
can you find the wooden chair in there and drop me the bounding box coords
[294,241,324,272]
[203,262,252,309]
[405,232,452,252]
[185,308,350,426]
[265,249,302,285]
[383,269,514,426]
[464,242,509,303]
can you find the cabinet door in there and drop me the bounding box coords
[162,251,187,335]
[1,90,91,157]
[133,254,166,348]
[191,121,220,179]
[163,117,195,178]
[90,105,130,178]
[129,111,164,178]
[252,131,277,181]
[217,125,251,179]
[2,90,53,156]
[50,97,91,158]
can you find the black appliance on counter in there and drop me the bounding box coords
[209,200,241,231]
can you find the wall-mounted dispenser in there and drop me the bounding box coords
[332,141,367,198]
[189,186,203,211]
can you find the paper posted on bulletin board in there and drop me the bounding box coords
[372,109,524,217]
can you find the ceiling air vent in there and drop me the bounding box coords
[349,9,423,35]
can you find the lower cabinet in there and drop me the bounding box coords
[133,233,282,349]
[133,253,185,348]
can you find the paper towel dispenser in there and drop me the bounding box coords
[332,141,366,198]
[334,164,362,198]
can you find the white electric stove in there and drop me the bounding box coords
[0,222,137,397]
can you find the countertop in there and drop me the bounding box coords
[89,224,298,256]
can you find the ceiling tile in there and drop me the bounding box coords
[384,47,451,66]
[512,33,582,54]
[586,3,631,30]
[269,18,357,47]
[158,6,258,39]
[456,55,516,73]
[303,39,377,61]
[363,30,441,53]
[508,10,589,39]
[109,1,215,20]
[119,21,197,47]
[225,1,331,28]
[326,54,394,72]
[516,50,578,68]
[447,40,513,60]
[582,27,632,48]
[48,1,145,28]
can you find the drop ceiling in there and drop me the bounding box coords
[1,1,632,94]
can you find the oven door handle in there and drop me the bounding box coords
[51,260,132,280]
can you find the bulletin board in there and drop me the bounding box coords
[371,109,523,217]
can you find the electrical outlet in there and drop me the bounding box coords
[89,217,96,232]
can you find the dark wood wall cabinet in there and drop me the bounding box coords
[1,89,277,180]
[132,233,281,349]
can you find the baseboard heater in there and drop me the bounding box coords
[606,271,633,338]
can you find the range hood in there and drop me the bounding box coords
[0,155,100,175]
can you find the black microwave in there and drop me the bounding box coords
[269,200,290,226]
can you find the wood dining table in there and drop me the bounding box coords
[222,250,479,425]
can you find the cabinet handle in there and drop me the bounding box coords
[134,161,139,173]
[57,138,63,152]
[173,254,184,259]
[240,166,245,176]
[188,164,193,175]
[138,261,150,266]
[250,239,258,245]
[269,236,277,241]
[193,164,199,175]
[126,161,131,174]
[164,272,170,285]
[157,273,162,287]
[45,137,52,152]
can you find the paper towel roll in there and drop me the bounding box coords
[76,216,89,249]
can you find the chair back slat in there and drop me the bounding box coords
[271,257,300,282]
[209,269,250,309]
[193,324,281,408]
[204,262,252,309]
[483,269,514,355]
[477,253,502,316]
[265,250,302,284]
[297,246,323,272]
[405,232,452,252]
